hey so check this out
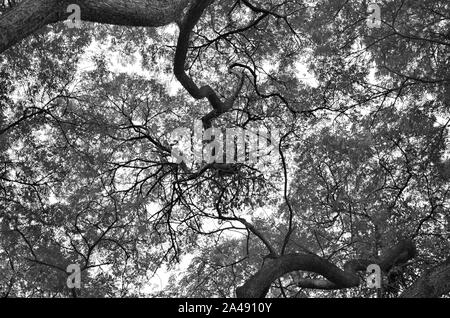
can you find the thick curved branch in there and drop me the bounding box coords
[236,239,416,298]
[174,0,244,129]
[0,0,190,53]
[201,71,244,129]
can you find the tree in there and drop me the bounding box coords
[0,0,449,298]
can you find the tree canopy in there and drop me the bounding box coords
[0,0,449,298]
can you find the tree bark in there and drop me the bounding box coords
[173,0,244,129]
[0,0,190,53]
[236,240,416,298]
[400,257,450,298]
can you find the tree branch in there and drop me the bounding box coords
[236,239,416,298]
[174,0,244,129]
[0,0,190,53]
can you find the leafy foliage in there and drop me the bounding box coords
[0,0,449,297]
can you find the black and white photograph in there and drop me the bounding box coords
[0,0,449,307]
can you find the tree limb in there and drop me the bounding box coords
[0,0,190,53]
[174,0,244,129]
[236,239,416,298]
